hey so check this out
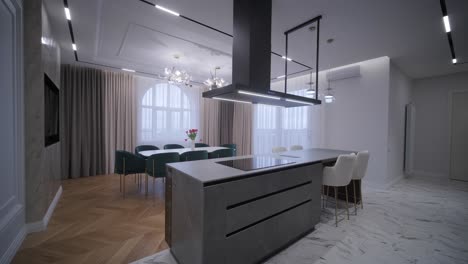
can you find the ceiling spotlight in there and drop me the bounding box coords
[327,38,334,44]
[72,43,77,51]
[281,56,292,61]
[452,58,457,64]
[308,26,316,31]
[64,7,71,20]
[122,68,136,72]
[443,16,451,33]
[156,5,180,16]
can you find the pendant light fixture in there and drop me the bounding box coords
[324,79,335,103]
[305,71,315,97]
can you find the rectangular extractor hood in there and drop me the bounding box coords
[202,0,321,107]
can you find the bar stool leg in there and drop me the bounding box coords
[326,185,330,208]
[119,174,122,192]
[123,175,126,199]
[345,185,349,220]
[360,179,363,209]
[353,180,357,215]
[334,186,338,227]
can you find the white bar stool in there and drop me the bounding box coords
[322,154,356,227]
[272,146,287,153]
[352,150,370,214]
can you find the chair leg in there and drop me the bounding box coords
[123,175,126,199]
[360,179,363,209]
[353,180,357,215]
[345,185,349,220]
[326,185,330,208]
[334,186,338,227]
[153,177,156,201]
[146,174,149,198]
[119,174,122,192]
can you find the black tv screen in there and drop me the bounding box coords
[44,73,59,147]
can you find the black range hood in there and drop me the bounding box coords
[202,0,321,107]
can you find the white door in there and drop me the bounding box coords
[450,91,468,181]
[0,0,25,262]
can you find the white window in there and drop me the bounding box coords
[253,90,320,154]
[137,78,200,148]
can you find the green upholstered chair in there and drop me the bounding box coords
[208,148,235,159]
[195,143,210,148]
[221,143,237,156]
[145,152,180,196]
[114,150,146,198]
[163,144,185,150]
[180,150,208,161]
[135,145,159,159]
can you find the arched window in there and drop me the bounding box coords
[139,82,199,146]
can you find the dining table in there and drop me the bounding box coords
[138,146,229,158]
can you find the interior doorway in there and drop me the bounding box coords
[450,90,468,182]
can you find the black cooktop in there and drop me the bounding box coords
[216,157,295,171]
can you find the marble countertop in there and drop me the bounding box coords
[167,148,354,185]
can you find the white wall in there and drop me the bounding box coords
[0,0,25,263]
[320,57,391,186]
[387,63,412,184]
[412,71,468,178]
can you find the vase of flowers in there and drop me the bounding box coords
[185,128,198,150]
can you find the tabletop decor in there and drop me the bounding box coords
[185,128,198,150]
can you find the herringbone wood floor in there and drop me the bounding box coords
[12,174,168,264]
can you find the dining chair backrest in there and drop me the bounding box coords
[135,145,159,154]
[352,151,370,180]
[146,152,180,178]
[323,154,356,187]
[290,145,303,151]
[115,150,146,175]
[195,143,210,148]
[220,144,237,156]
[209,148,235,159]
[164,144,185,150]
[180,150,208,161]
[135,145,159,158]
[272,146,287,153]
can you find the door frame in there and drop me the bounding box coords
[448,89,468,181]
[0,0,25,263]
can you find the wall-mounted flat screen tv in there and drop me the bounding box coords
[44,73,59,147]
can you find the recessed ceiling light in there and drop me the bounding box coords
[327,38,334,44]
[155,5,180,16]
[308,26,316,31]
[443,16,451,33]
[72,43,77,51]
[452,58,457,64]
[64,7,71,20]
[122,68,136,72]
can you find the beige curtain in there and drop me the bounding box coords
[219,101,234,144]
[61,65,106,179]
[201,93,221,147]
[104,72,137,173]
[233,103,253,155]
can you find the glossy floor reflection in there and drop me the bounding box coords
[133,176,468,264]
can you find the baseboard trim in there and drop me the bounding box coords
[26,185,62,234]
[411,170,447,179]
[0,226,26,264]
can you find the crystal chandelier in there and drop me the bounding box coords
[164,55,191,86]
[164,67,191,86]
[204,66,226,89]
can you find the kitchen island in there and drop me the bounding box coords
[165,148,354,264]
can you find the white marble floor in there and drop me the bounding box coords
[132,176,468,264]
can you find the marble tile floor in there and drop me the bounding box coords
[132,176,468,264]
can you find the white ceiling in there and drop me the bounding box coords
[44,0,468,83]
